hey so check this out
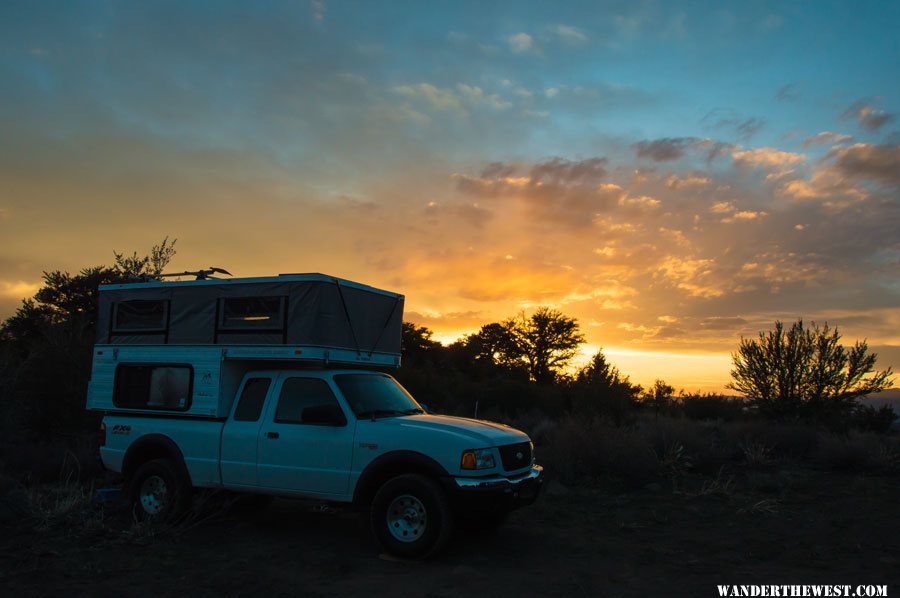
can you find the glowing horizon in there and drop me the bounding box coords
[1,1,898,393]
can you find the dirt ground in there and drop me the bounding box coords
[2,468,899,597]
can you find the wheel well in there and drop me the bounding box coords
[122,434,190,484]
[353,451,448,507]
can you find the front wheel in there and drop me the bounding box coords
[370,474,453,559]
[129,458,192,522]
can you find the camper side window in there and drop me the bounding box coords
[114,364,193,411]
[219,297,285,330]
[113,300,168,333]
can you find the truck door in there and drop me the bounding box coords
[221,376,273,487]
[256,375,355,496]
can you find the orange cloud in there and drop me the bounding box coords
[732,147,806,169]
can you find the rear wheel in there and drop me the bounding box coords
[129,458,192,522]
[370,474,452,559]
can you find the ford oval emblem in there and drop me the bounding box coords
[516,451,523,459]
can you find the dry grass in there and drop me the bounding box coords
[690,467,735,498]
[738,498,782,515]
[740,441,774,468]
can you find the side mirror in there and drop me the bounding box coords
[302,404,347,426]
[419,403,429,414]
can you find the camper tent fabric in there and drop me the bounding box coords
[96,276,403,357]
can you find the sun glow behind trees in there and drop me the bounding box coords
[1,2,899,393]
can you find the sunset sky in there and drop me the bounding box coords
[2,1,899,392]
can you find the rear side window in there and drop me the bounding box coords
[114,364,192,410]
[275,378,346,426]
[233,378,271,422]
[113,300,168,333]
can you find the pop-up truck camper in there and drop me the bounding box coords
[87,273,542,558]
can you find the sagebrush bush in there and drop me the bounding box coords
[496,411,899,488]
[539,416,659,487]
[815,432,898,473]
[725,420,821,460]
[851,404,898,434]
[681,393,745,421]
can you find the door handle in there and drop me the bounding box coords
[265,431,280,439]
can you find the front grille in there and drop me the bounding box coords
[498,442,532,471]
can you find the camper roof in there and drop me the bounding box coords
[95,274,404,367]
[99,273,401,297]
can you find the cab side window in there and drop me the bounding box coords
[275,378,347,426]
[233,378,271,422]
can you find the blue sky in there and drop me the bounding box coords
[1,1,898,390]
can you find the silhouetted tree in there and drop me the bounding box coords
[509,307,585,384]
[1,237,177,346]
[400,322,441,366]
[642,379,676,418]
[571,350,642,422]
[113,236,177,280]
[727,319,893,419]
[0,238,176,435]
[460,321,527,376]
[458,308,585,384]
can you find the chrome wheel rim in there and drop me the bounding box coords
[386,494,427,543]
[139,475,168,515]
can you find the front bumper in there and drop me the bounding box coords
[445,464,544,509]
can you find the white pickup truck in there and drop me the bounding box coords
[87,274,542,557]
[99,368,542,557]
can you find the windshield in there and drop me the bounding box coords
[333,374,423,419]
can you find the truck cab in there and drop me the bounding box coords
[89,274,542,558]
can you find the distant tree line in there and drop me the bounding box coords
[396,311,895,431]
[0,239,895,440]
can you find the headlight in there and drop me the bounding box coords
[460,448,495,470]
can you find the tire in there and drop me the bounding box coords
[370,474,453,559]
[129,458,192,522]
